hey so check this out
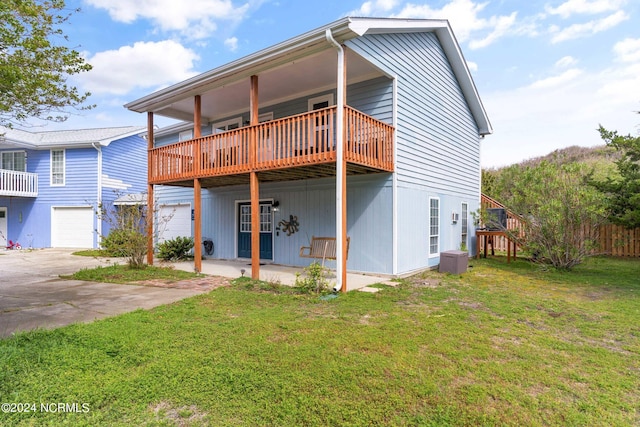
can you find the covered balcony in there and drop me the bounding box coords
[149,105,394,187]
[126,21,399,290]
[0,169,38,197]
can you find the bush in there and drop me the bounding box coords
[294,262,330,294]
[501,161,607,270]
[157,236,194,261]
[102,229,136,257]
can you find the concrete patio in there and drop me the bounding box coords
[169,258,395,292]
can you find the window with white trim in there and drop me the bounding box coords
[212,117,242,134]
[178,129,193,141]
[239,203,273,233]
[307,94,334,112]
[51,149,65,186]
[260,204,272,232]
[240,205,251,233]
[429,197,440,256]
[1,151,26,172]
[461,202,469,250]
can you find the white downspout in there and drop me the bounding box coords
[326,29,345,292]
[92,142,103,248]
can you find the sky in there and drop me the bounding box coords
[36,0,640,168]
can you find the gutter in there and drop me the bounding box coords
[325,29,346,293]
[91,142,102,248]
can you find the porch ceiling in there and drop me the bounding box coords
[154,48,384,123]
[158,162,390,189]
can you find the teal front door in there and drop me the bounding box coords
[237,202,273,260]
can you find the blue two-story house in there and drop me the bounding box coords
[0,126,146,249]
[125,17,492,290]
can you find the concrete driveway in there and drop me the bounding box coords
[0,249,208,338]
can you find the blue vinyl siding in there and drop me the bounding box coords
[347,31,482,271]
[0,134,147,248]
[347,32,481,198]
[155,174,394,274]
[102,135,147,197]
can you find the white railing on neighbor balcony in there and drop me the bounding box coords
[0,169,38,197]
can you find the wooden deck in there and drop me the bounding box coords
[149,106,394,187]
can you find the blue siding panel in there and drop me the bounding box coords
[348,31,483,272]
[347,32,481,199]
[154,175,394,274]
[0,134,147,248]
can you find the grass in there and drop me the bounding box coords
[1,256,638,426]
[62,263,203,284]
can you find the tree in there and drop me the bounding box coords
[0,0,92,127]
[590,126,640,229]
[501,161,607,270]
[99,201,149,269]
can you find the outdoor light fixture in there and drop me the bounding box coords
[273,200,280,212]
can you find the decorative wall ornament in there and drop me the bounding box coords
[278,215,299,236]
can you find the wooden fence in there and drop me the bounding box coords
[594,223,640,257]
[480,194,640,258]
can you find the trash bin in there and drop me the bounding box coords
[439,250,468,274]
[203,238,214,255]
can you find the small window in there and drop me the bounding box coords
[1,151,26,172]
[429,197,440,256]
[51,149,65,186]
[260,204,272,232]
[213,117,242,134]
[308,94,334,112]
[461,202,469,250]
[178,130,193,141]
[240,205,251,233]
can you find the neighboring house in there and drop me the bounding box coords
[125,17,492,290]
[0,126,147,249]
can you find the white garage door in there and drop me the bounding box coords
[158,204,191,243]
[51,207,94,248]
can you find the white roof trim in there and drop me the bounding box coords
[126,16,492,136]
[0,126,146,149]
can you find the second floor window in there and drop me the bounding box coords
[1,151,26,172]
[51,149,65,186]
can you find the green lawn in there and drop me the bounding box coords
[1,256,638,426]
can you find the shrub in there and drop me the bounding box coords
[102,229,136,257]
[294,262,330,294]
[157,236,194,261]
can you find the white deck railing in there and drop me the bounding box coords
[0,169,38,197]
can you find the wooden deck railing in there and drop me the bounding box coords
[0,169,38,197]
[149,106,394,184]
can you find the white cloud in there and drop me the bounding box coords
[468,12,518,49]
[466,60,478,72]
[482,59,640,168]
[555,55,578,68]
[550,10,629,43]
[224,36,239,52]
[545,0,628,19]
[80,40,200,95]
[348,0,400,15]
[614,38,640,63]
[391,0,519,48]
[85,0,249,39]
[528,68,583,89]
